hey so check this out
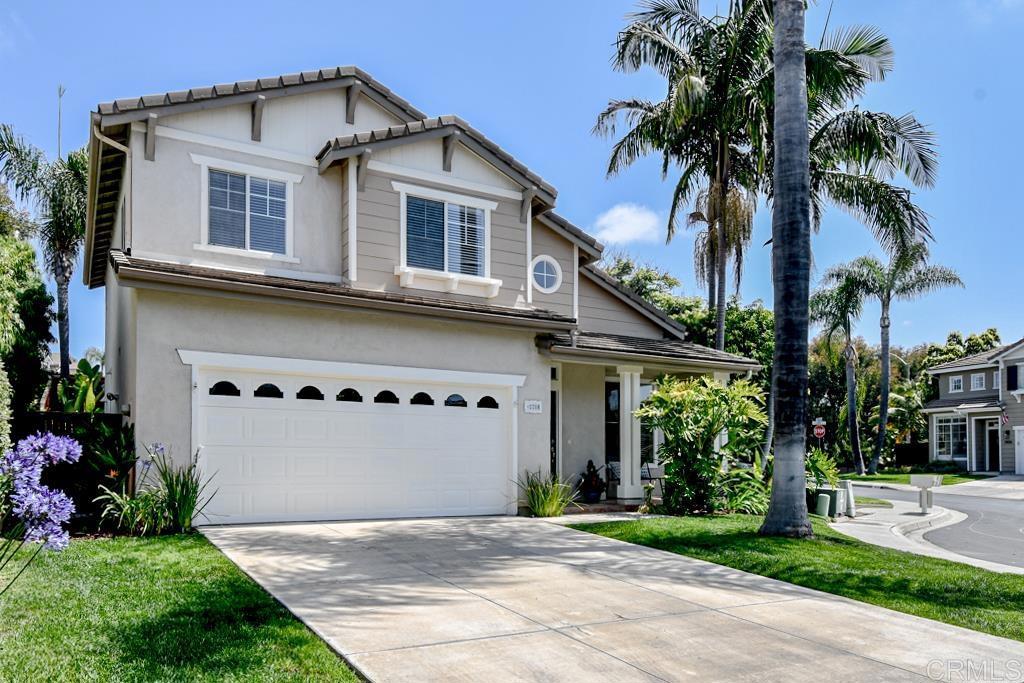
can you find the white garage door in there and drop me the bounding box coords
[193,362,516,524]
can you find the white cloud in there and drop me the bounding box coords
[592,203,662,245]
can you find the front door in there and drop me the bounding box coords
[987,421,1000,471]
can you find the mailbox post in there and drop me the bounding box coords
[909,474,943,513]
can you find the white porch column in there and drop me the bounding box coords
[617,365,644,502]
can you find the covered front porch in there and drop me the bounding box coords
[925,401,1005,473]
[539,332,760,503]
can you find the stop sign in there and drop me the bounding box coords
[813,424,826,439]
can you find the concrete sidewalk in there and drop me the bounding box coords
[830,500,1024,574]
[206,516,1024,681]
[934,475,1024,500]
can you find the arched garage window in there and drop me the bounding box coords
[209,381,240,397]
[254,383,284,399]
[374,390,400,404]
[336,388,362,402]
[297,385,324,400]
[444,394,468,407]
[410,392,434,405]
[477,396,499,409]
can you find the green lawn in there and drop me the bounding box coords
[572,515,1024,642]
[840,471,993,486]
[0,535,357,682]
[854,496,893,508]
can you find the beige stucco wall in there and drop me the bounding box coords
[129,288,552,480]
[559,363,606,484]
[128,129,344,279]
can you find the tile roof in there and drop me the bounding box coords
[109,251,575,329]
[316,116,557,202]
[96,66,425,121]
[542,332,759,369]
[923,396,1002,411]
[928,345,1009,372]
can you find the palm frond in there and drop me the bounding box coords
[893,264,964,300]
[0,124,46,202]
[820,170,932,252]
[820,25,894,82]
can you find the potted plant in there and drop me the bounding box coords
[578,460,605,504]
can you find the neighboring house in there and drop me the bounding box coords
[924,337,1024,473]
[84,67,758,524]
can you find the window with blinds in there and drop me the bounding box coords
[406,196,485,277]
[208,169,287,254]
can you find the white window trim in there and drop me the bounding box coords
[191,153,302,261]
[530,254,563,294]
[971,372,986,391]
[392,180,501,298]
[935,414,967,458]
[949,375,964,393]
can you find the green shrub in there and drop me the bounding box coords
[96,448,215,535]
[719,467,770,515]
[805,448,839,489]
[637,376,766,514]
[517,469,579,517]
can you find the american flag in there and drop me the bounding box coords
[1002,411,1010,425]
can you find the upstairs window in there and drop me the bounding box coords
[404,194,488,277]
[949,376,963,393]
[209,169,287,254]
[971,373,986,391]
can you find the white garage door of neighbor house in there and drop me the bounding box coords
[195,367,514,524]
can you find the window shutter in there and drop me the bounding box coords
[1009,365,1019,392]
[209,170,246,248]
[406,196,445,270]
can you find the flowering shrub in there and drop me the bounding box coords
[0,432,81,595]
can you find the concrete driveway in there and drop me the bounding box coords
[204,517,1024,682]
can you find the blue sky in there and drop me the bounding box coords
[1,0,1021,358]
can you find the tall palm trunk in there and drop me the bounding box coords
[55,258,71,379]
[714,149,730,351]
[844,340,865,474]
[761,363,777,462]
[871,301,891,473]
[760,0,813,538]
[707,258,717,312]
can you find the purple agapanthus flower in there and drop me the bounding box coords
[12,484,74,550]
[1,432,81,551]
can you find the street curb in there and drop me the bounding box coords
[847,480,917,492]
[890,507,957,536]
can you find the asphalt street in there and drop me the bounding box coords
[854,485,1024,568]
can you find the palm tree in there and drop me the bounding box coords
[595,0,773,351]
[810,280,867,473]
[824,242,962,473]
[759,0,812,538]
[687,184,756,310]
[0,124,88,379]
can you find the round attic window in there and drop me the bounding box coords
[531,255,562,294]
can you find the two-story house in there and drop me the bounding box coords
[84,67,758,524]
[923,337,1024,474]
